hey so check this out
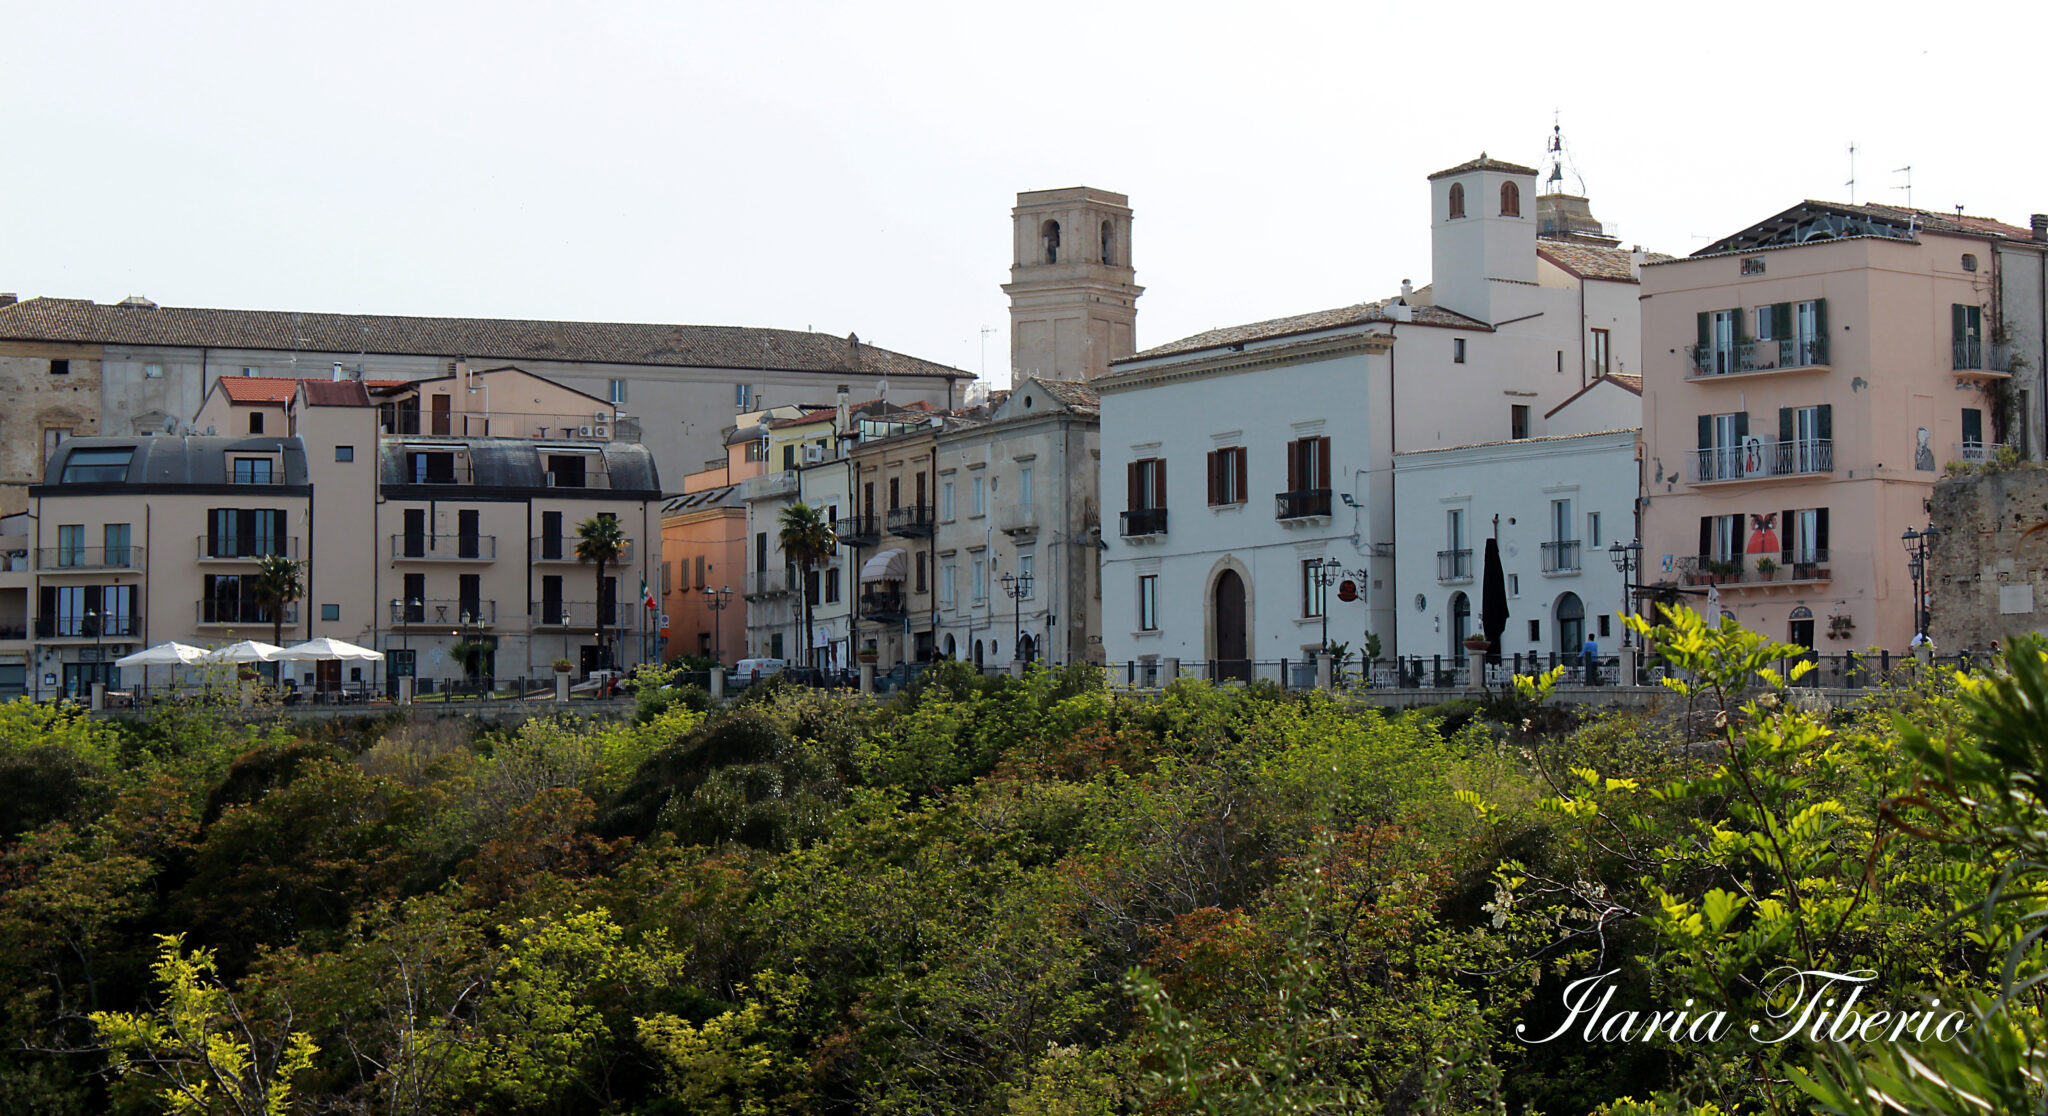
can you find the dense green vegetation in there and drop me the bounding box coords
[0,613,2042,1114]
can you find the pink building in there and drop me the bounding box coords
[1641,202,2048,653]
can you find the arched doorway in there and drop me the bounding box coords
[1555,593,1585,658]
[943,634,957,660]
[1017,633,1036,664]
[1788,606,1814,649]
[1214,569,1248,681]
[973,640,984,668]
[1449,592,1471,661]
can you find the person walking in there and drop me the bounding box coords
[1581,633,1600,686]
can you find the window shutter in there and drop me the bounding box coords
[1815,508,1830,557]
[1287,440,1301,491]
[1773,302,1791,339]
[1779,407,1792,444]
[1735,412,1749,440]
[1781,508,1795,565]
[1816,404,1832,442]
[1126,461,1140,511]
[1952,303,1966,343]
[1698,414,1712,450]
[1697,312,1710,353]
[1153,460,1166,508]
[1698,517,1712,562]
[1206,451,1218,505]
[1316,436,1331,488]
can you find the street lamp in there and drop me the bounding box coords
[702,585,733,665]
[389,597,420,691]
[85,607,103,696]
[1608,540,1643,645]
[1901,524,1941,638]
[1305,557,1365,654]
[1000,571,1033,663]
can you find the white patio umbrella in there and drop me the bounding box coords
[115,641,211,695]
[274,637,385,661]
[201,640,286,663]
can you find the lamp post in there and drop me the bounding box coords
[702,585,733,665]
[1901,524,1941,638]
[86,607,103,698]
[1305,557,1366,654]
[1000,571,1033,663]
[389,597,419,694]
[1608,540,1643,645]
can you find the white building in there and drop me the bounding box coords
[1097,154,1659,671]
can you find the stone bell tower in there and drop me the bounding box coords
[1001,187,1142,383]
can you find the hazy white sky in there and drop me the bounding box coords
[4,1,2038,384]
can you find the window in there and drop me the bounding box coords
[541,511,564,560]
[1741,257,1767,275]
[782,443,795,470]
[541,575,564,623]
[335,445,354,462]
[972,557,986,602]
[1017,554,1032,597]
[608,379,627,404]
[743,440,767,462]
[1754,307,1774,341]
[241,366,256,377]
[58,447,132,483]
[1207,446,1248,505]
[1453,337,1467,363]
[544,452,587,487]
[43,427,71,462]
[48,359,68,376]
[410,450,459,484]
[755,531,769,572]
[1529,619,1541,641]
[1597,614,1610,638]
[1551,499,1573,543]
[1042,219,1061,263]
[1500,180,1520,216]
[941,480,954,520]
[972,475,987,517]
[805,569,820,606]
[1129,457,1166,509]
[1963,253,1979,273]
[206,508,287,558]
[1019,466,1033,508]
[144,363,163,378]
[1448,182,1465,219]
[1781,507,1830,565]
[104,523,131,566]
[1302,560,1326,618]
[56,525,84,567]
[1285,436,1330,493]
[249,412,264,434]
[1591,328,1610,376]
[825,567,841,604]
[888,476,900,510]
[1507,572,1519,597]
[1511,405,1530,440]
[1587,511,1602,548]
[1954,304,1984,369]
[915,552,927,594]
[1775,404,1831,473]
[1700,513,1742,564]
[735,384,753,409]
[1963,407,1985,448]
[1139,574,1159,630]
[1447,508,1466,550]
[322,604,341,622]
[1101,219,1115,265]
[232,457,274,484]
[941,564,956,607]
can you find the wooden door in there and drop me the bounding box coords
[1214,569,1248,681]
[431,394,452,436]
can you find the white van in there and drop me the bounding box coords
[732,658,788,685]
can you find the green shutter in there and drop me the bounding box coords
[1815,508,1829,557]
[1776,303,1792,339]
[1779,407,1792,444]
[1733,308,1750,345]
[1780,508,1795,565]
[1735,412,1749,440]
[1813,299,1826,337]
[1816,404,1832,442]
[1699,414,1712,450]
[1697,312,1710,353]
[1953,303,1967,345]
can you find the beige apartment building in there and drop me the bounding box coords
[1640,201,2048,653]
[1,369,661,698]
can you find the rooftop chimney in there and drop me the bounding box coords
[1399,278,1413,299]
[2032,214,2048,242]
[0,293,16,308]
[332,362,345,382]
[835,384,850,438]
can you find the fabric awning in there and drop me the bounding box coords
[860,548,908,583]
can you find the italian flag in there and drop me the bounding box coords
[641,576,656,610]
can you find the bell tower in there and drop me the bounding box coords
[1002,187,1142,382]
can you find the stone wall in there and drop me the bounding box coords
[1927,463,2048,648]
[0,342,103,515]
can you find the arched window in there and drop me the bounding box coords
[1500,181,1521,217]
[1963,253,1979,273]
[1449,591,1471,661]
[1101,220,1115,265]
[1042,220,1061,263]
[1448,182,1466,219]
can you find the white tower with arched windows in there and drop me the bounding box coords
[1002,187,1142,383]
[1429,155,1541,325]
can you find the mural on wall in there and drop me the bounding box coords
[1916,427,1936,471]
[1746,512,1780,555]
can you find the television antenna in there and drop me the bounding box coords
[1845,142,1858,204]
[1892,165,1913,210]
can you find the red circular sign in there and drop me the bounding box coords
[1337,580,1358,602]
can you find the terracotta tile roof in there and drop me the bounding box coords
[0,297,968,380]
[214,377,303,404]
[1542,373,1642,419]
[1124,299,1489,361]
[1428,154,1540,180]
[1606,372,1643,392]
[1685,200,2041,259]
[296,380,374,407]
[1536,242,1675,282]
[1022,377,1100,415]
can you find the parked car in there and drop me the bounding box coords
[731,658,788,686]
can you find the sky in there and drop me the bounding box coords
[4,0,2041,386]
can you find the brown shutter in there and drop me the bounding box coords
[1127,461,1140,511]
[1207,450,1220,506]
[1153,459,1167,508]
[1287,439,1301,491]
[1316,436,1331,489]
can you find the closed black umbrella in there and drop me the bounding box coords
[1481,535,1510,667]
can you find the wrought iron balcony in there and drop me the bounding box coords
[387,600,497,627]
[36,612,144,638]
[1955,337,1984,371]
[0,623,26,641]
[859,587,906,621]
[37,545,145,571]
[391,534,496,560]
[887,504,936,538]
[1691,439,1833,483]
[529,537,634,563]
[1688,338,1829,377]
[1955,441,2012,466]
[745,568,795,598]
[530,601,621,629]
[196,601,295,626]
[836,514,881,548]
[1437,548,1473,583]
[1120,507,1168,537]
[1275,488,1333,520]
[197,536,299,560]
[1541,539,1581,574]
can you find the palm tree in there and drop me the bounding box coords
[252,553,304,650]
[778,502,837,671]
[575,514,627,668]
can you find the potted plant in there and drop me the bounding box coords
[856,640,880,664]
[1755,557,1778,581]
[552,658,573,674]
[1462,635,1492,653]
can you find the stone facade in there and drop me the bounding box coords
[1002,188,1142,382]
[1927,463,2048,649]
[0,341,105,515]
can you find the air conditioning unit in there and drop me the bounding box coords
[593,426,608,439]
[803,444,824,464]
[578,425,593,437]
[595,411,610,424]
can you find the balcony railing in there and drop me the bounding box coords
[1275,488,1333,520]
[381,408,620,440]
[887,504,936,538]
[859,587,906,620]
[1688,337,1830,378]
[1955,441,2012,466]
[198,536,300,560]
[1955,337,1984,371]
[1120,507,1168,537]
[1680,551,1832,587]
[837,514,881,548]
[1438,548,1473,583]
[37,545,145,571]
[0,623,26,641]
[1691,438,1833,483]
[530,601,622,629]
[528,537,634,564]
[388,600,497,627]
[1541,539,1581,574]
[36,613,144,638]
[745,568,795,598]
[197,601,296,626]
[391,534,497,560]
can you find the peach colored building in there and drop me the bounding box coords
[659,485,745,664]
[1640,201,2048,653]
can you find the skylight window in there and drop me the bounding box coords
[59,447,134,484]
